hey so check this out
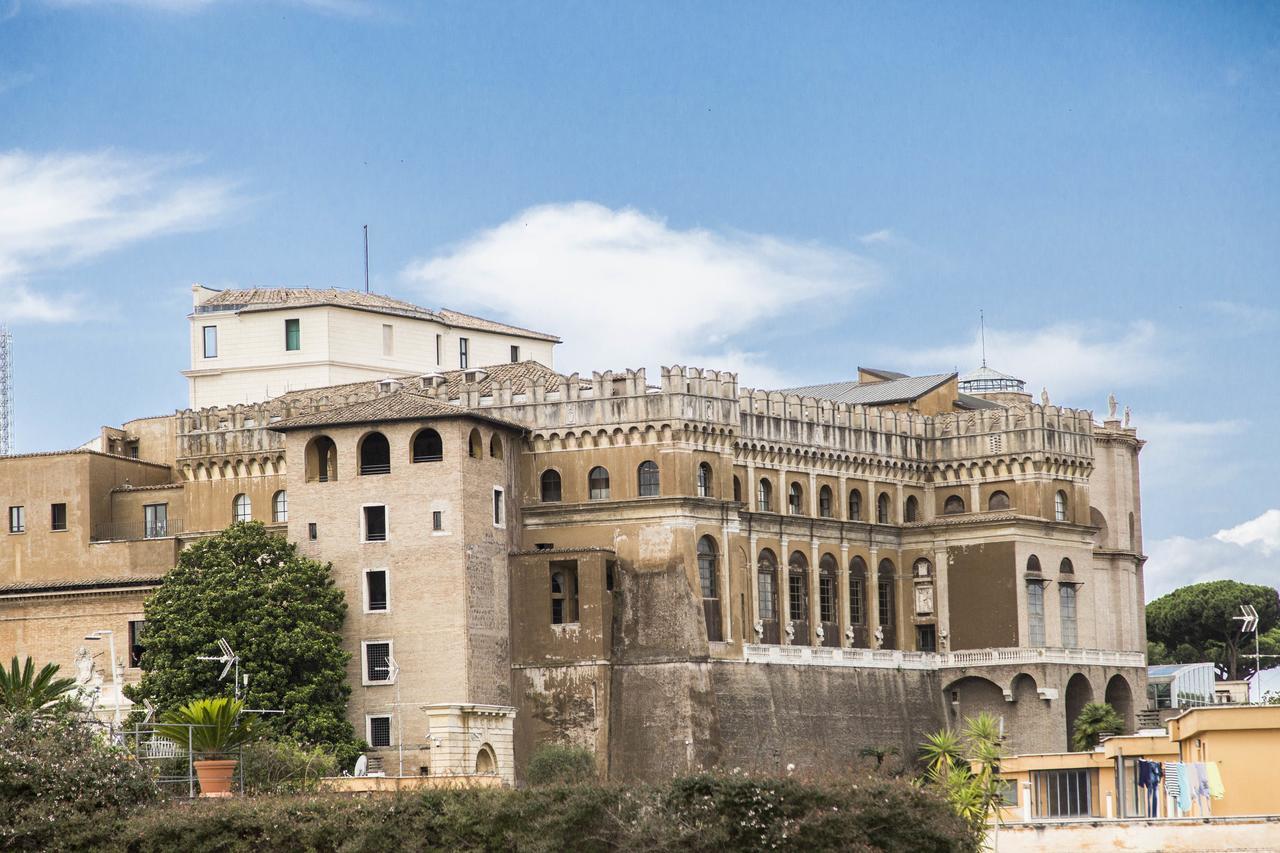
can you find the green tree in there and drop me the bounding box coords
[124,522,360,765]
[1071,702,1123,751]
[0,656,76,717]
[1146,580,1279,680]
[919,712,1006,836]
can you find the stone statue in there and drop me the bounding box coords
[873,626,884,650]
[1123,406,1131,428]
[815,624,826,643]
[73,646,95,685]
[753,619,763,640]
[1040,388,1050,407]
[784,621,795,643]
[844,625,855,644]
[1107,393,1118,420]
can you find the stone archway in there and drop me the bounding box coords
[944,676,1006,727]
[1105,674,1135,734]
[1064,673,1094,750]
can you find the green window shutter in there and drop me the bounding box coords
[285,319,300,351]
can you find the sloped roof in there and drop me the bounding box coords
[778,373,956,405]
[194,287,560,342]
[958,365,1024,385]
[269,390,524,432]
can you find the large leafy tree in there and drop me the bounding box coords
[125,522,360,764]
[1146,580,1280,680]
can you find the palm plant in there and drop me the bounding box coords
[1071,702,1123,751]
[920,713,1007,834]
[0,656,77,715]
[155,697,255,757]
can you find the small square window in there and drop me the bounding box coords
[366,569,389,612]
[368,715,392,748]
[363,506,387,542]
[308,522,318,541]
[8,506,25,534]
[202,325,218,358]
[432,511,443,532]
[51,503,67,532]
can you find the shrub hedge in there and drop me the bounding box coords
[33,773,975,852]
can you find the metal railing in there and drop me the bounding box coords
[742,644,1145,670]
[90,518,185,542]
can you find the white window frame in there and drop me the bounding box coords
[366,713,393,748]
[459,337,469,369]
[8,505,25,534]
[364,568,391,614]
[360,503,389,543]
[361,639,395,685]
[143,503,169,539]
[202,325,218,359]
[272,490,288,523]
[493,487,505,528]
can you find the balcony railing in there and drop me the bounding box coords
[90,518,185,543]
[742,644,1145,670]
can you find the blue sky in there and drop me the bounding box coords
[2,0,1279,598]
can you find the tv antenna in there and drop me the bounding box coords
[196,638,241,698]
[0,325,12,455]
[979,309,987,368]
[363,225,370,293]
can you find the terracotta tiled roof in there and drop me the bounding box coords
[269,390,525,432]
[433,360,575,397]
[195,287,559,341]
[0,576,165,596]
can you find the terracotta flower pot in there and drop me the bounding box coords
[193,758,239,797]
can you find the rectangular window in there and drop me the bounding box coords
[8,506,24,534]
[849,577,864,624]
[435,333,442,365]
[367,715,392,748]
[51,503,67,532]
[128,620,146,667]
[432,510,443,531]
[1027,582,1046,647]
[382,324,394,356]
[550,562,579,624]
[493,488,505,527]
[510,344,520,363]
[308,522,318,541]
[202,325,218,358]
[819,574,835,623]
[143,504,168,539]
[285,318,301,351]
[1033,768,1094,818]
[366,569,389,612]
[757,569,776,622]
[363,641,392,683]
[788,571,806,622]
[363,506,387,542]
[878,579,894,627]
[458,337,469,369]
[1060,584,1078,648]
[916,624,937,653]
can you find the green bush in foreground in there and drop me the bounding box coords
[524,742,597,786]
[108,773,976,853]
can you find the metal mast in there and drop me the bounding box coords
[0,325,11,455]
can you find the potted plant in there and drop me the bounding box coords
[155,696,255,797]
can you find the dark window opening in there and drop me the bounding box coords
[916,624,937,653]
[588,466,610,500]
[51,503,67,531]
[697,462,713,498]
[367,570,388,612]
[359,432,391,475]
[510,345,520,363]
[308,522,318,541]
[732,475,742,503]
[638,461,660,497]
[540,469,562,502]
[468,428,483,459]
[757,478,773,512]
[8,506,25,534]
[698,536,722,641]
[904,495,919,522]
[412,429,443,462]
[128,620,146,667]
[944,495,965,514]
[849,489,862,520]
[364,506,387,542]
[606,560,616,591]
[432,511,444,531]
[988,490,1011,511]
[369,716,392,748]
[757,549,780,644]
[365,642,391,682]
[550,562,579,624]
[788,482,804,515]
[877,492,890,524]
[459,337,469,369]
[307,435,338,482]
[818,486,833,518]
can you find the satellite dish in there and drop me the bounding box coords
[353,755,368,777]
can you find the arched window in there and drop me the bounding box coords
[877,559,896,649]
[698,536,722,642]
[1059,557,1074,574]
[1027,554,1042,573]
[788,482,804,515]
[550,567,578,624]
[818,554,838,646]
[411,428,443,463]
[697,462,713,498]
[468,428,483,459]
[849,556,867,627]
[818,485,833,518]
[943,495,965,515]
[732,475,742,503]
[359,432,391,475]
[232,493,251,523]
[1027,581,1046,647]
[272,490,288,523]
[849,489,862,521]
[877,492,891,524]
[489,434,503,459]
[904,495,919,522]
[757,478,773,512]
[475,744,497,775]
[988,490,1010,511]
[1060,585,1078,648]
[588,466,610,500]
[788,552,810,641]
[757,549,779,644]
[637,461,660,497]
[305,435,337,482]
[540,470,562,503]
[1054,490,1069,522]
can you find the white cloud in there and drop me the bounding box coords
[1133,414,1248,494]
[0,150,238,322]
[1146,509,1280,600]
[878,321,1166,403]
[402,202,878,386]
[1216,509,1280,556]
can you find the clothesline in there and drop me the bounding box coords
[1136,759,1224,818]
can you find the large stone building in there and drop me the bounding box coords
[0,287,1147,784]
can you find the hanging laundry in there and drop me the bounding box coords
[1137,759,1162,816]
[1206,762,1225,799]
[1176,763,1193,813]
[1163,760,1181,803]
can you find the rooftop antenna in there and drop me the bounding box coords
[363,225,370,294]
[0,325,11,455]
[979,309,987,368]
[196,638,241,699]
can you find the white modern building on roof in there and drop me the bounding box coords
[183,286,560,408]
